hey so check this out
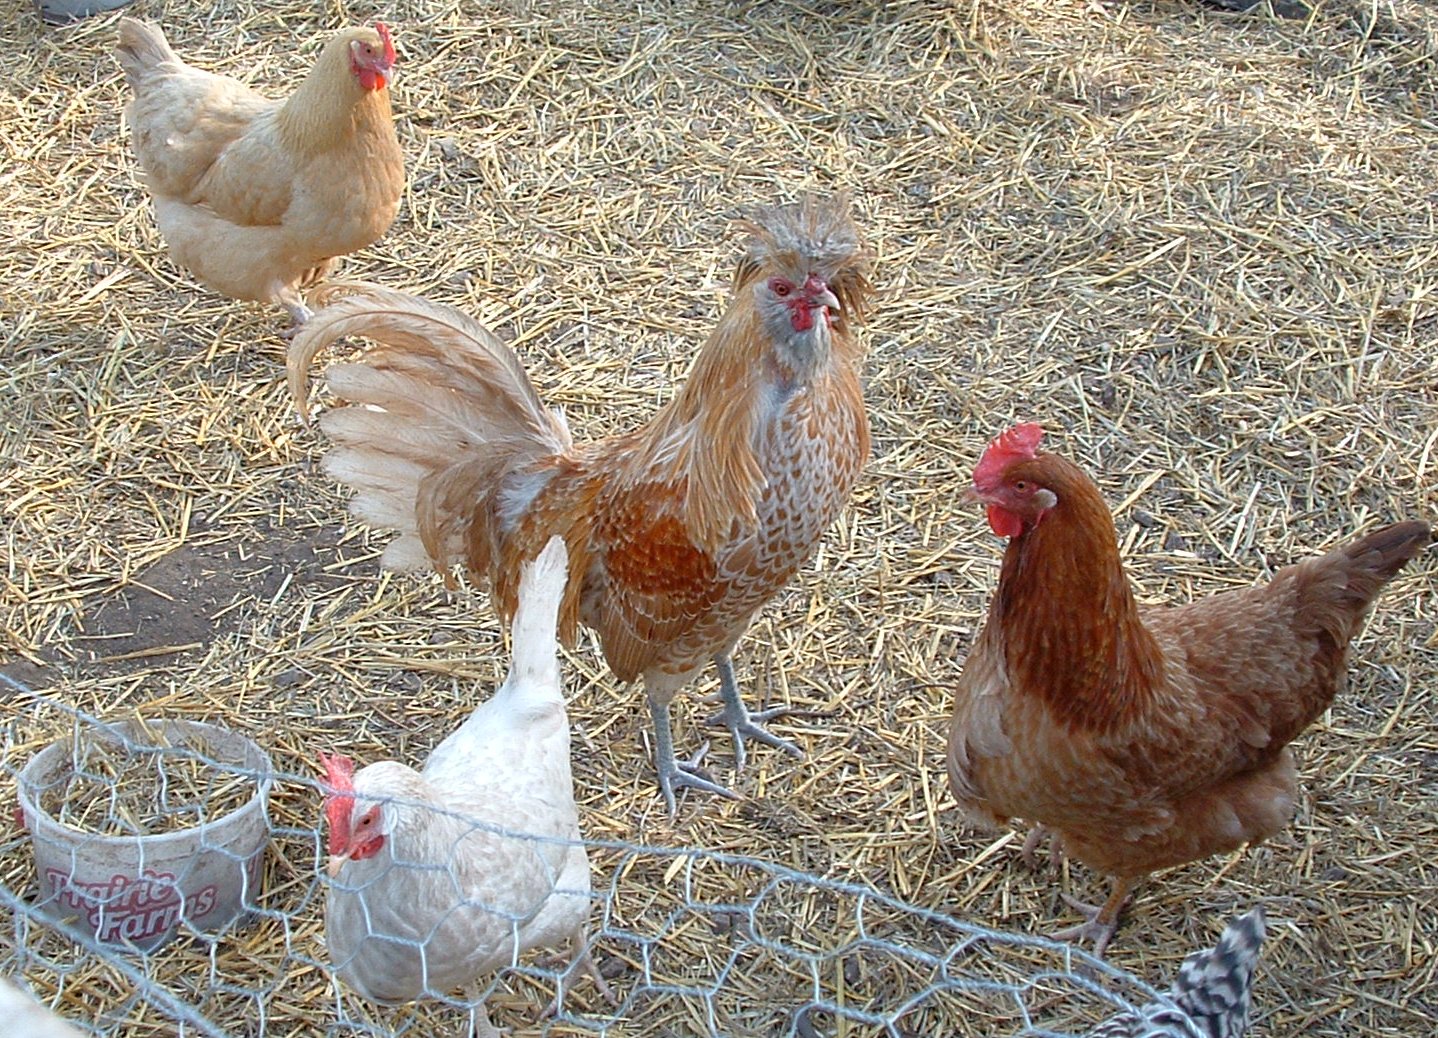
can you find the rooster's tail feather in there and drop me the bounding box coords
[115,18,181,90]
[288,283,571,577]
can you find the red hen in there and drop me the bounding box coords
[948,423,1430,954]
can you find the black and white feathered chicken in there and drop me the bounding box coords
[1087,906,1266,1038]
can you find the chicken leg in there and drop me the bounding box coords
[705,653,805,771]
[1052,877,1136,959]
[648,693,739,815]
[1020,824,1066,871]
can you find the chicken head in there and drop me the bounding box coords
[348,22,397,92]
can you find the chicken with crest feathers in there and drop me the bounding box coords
[115,17,403,332]
[322,538,607,1032]
[947,423,1430,955]
[290,195,873,813]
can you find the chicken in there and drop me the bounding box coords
[1087,906,1266,1038]
[947,422,1430,955]
[289,195,873,813]
[114,18,403,332]
[322,538,604,1033]
[0,978,86,1038]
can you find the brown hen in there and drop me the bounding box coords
[947,423,1430,954]
[290,196,873,812]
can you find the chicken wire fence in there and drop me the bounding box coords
[0,681,1181,1038]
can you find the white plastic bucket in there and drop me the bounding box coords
[17,718,273,952]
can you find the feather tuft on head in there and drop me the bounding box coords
[319,753,356,855]
[973,423,1043,493]
[374,22,397,67]
[732,194,873,326]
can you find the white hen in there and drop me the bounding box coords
[321,537,602,1034]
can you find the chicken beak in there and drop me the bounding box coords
[961,485,982,505]
[814,286,840,314]
[326,853,347,878]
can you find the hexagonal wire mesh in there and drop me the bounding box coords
[0,679,1207,1038]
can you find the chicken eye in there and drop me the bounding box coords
[1013,480,1028,492]
[768,278,793,298]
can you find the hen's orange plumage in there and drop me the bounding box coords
[947,423,1430,954]
[115,18,403,331]
[290,196,873,812]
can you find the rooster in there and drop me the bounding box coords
[290,196,873,813]
[1087,906,1266,1038]
[947,423,1430,955]
[322,538,607,1031]
[115,18,404,333]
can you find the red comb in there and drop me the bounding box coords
[374,22,397,66]
[973,423,1044,491]
[320,753,356,855]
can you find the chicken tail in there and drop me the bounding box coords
[503,537,570,696]
[1302,520,1432,651]
[115,18,182,90]
[1166,905,1266,1038]
[287,283,571,577]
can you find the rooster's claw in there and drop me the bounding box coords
[658,745,740,816]
[705,704,804,771]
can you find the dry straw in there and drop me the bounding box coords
[2,0,1436,1034]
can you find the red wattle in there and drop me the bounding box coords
[987,504,1024,539]
[351,833,386,862]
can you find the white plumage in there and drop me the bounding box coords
[321,538,603,1033]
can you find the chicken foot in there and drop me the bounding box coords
[648,694,740,815]
[277,288,314,340]
[539,927,618,1020]
[703,653,805,772]
[1051,877,1135,958]
[1020,824,1066,871]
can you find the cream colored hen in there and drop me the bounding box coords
[114,18,404,331]
[321,538,606,1033]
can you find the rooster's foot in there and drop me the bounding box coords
[658,753,740,816]
[705,653,805,771]
[705,704,803,771]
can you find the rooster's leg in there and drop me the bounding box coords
[705,653,804,771]
[1051,877,1135,958]
[648,694,739,814]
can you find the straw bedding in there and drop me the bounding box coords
[1,0,1435,1034]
